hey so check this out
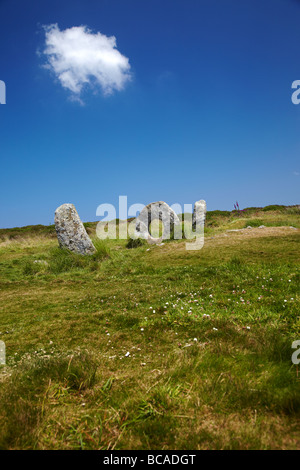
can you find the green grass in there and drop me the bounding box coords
[0,205,299,449]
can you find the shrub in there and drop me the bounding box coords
[22,260,44,275]
[48,248,86,274]
[47,240,110,274]
[92,239,111,260]
[262,205,286,212]
[244,219,265,228]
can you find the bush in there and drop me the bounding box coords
[47,240,110,274]
[22,260,44,275]
[244,219,265,228]
[126,237,146,249]
[48,248,86,274]
[92,239,111,260]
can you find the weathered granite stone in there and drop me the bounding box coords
[135,201,180,242]
[54,203,96,255]
[192,200,207,230]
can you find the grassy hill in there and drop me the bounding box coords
[0,205,299,449]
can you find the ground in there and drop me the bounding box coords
[0,205,299,449]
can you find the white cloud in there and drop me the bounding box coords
[41,24,131,99]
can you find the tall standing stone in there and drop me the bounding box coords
[54,203,96,255]
[192,200,207,230]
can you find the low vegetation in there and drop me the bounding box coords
[0,205,299,449]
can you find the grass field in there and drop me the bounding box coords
[0,205,299,450]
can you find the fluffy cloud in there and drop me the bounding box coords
[41,24,131,98]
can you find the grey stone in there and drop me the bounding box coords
[192,200,207,230]
[135,201,180,243]
[54,203,96,255]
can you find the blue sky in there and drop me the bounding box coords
[0,0,300,228]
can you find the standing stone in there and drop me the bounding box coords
[192,200,207,230]
[135,201,180,242]
[54,203,96,255]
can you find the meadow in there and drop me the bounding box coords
[0,205,299,450]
